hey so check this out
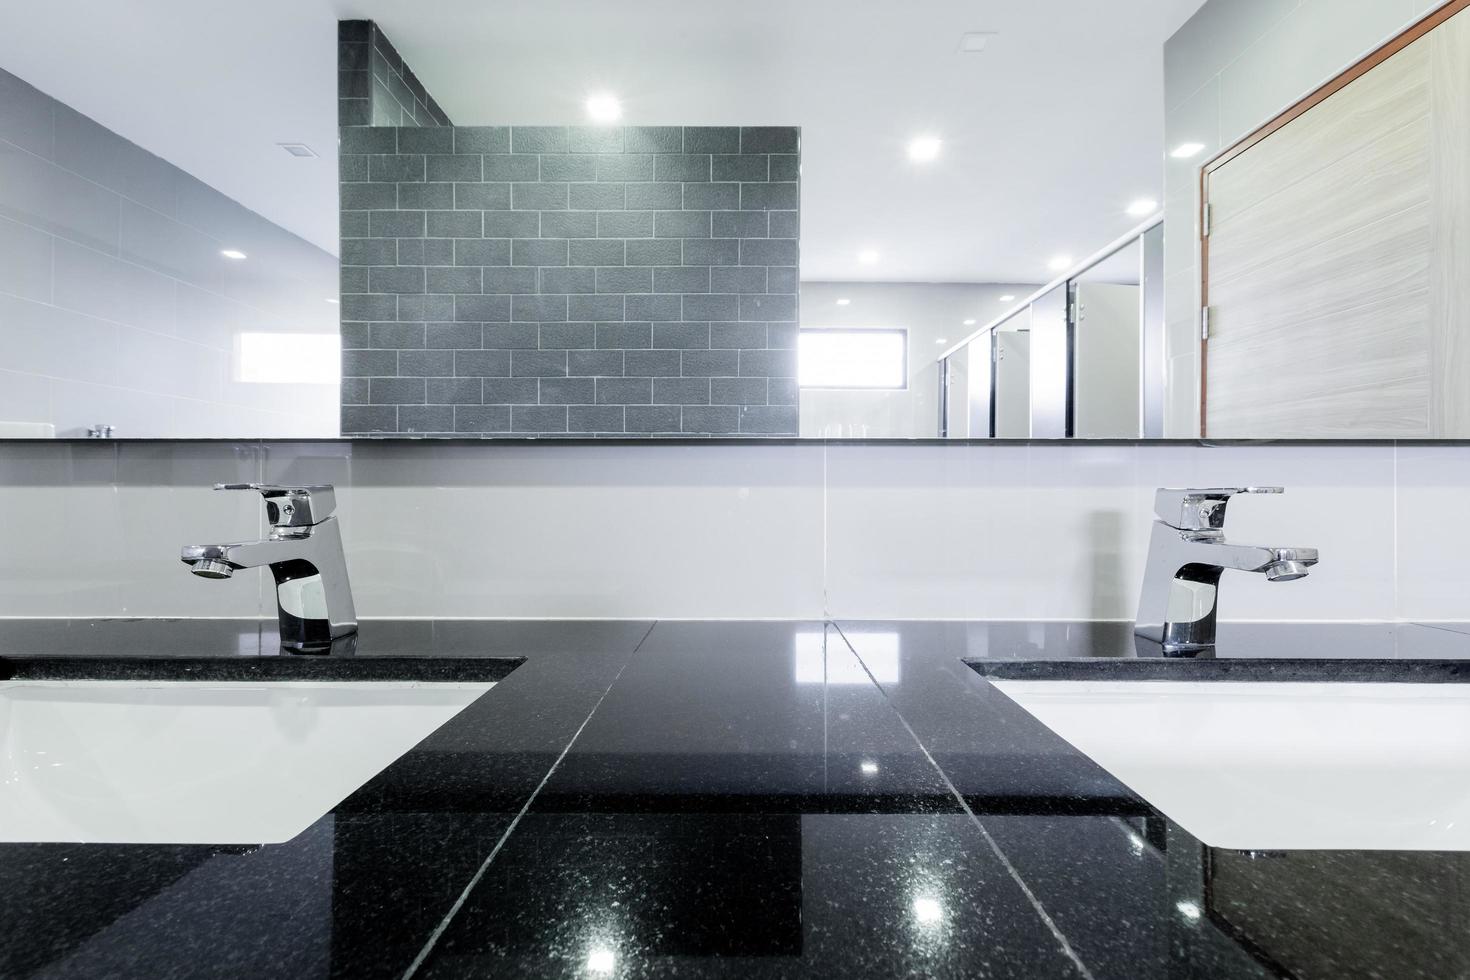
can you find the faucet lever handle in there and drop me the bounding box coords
[1153,486,1284,531]
[215,483,337,528]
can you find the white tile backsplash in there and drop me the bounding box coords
[0,440,1464,624]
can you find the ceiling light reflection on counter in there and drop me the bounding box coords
[860,760,880,776]
[586,947,616,973]
[912,896,944,924]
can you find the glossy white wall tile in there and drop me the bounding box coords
[0,440,1463,624]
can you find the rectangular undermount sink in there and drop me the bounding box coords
[0,680,494,845]
[989,679,1470,852]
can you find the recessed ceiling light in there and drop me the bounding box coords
[998,294,1016,302]
[1047,255,1072,272]
[836,298,851,306]
[277,142,317,158]
[325,297,339,305]
[936,337,948,344]
[1170,142,1205,159]
[585,92,623,124]
[220,249,247,260]
[858,248,880,265]
[958,32,996,52]
[962,319,977,326]
[907,135,942,163]
[1126,198,1159,218]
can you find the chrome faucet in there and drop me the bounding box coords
[181,484,357,653]
[1135,487,1318,654]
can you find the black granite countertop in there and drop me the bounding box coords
[1,618,1467,979]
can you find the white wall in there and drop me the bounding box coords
[0,67,340,439]
[1161,0,1444,437]
[2,439,1467,627]
[798,282,1033,438]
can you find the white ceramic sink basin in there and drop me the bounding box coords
[991,679,1470,852]
[0,680,493,845]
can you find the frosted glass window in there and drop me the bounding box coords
[798,329,907,389]
[236,333,341,384]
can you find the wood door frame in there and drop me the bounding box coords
[1196,0,1470,436]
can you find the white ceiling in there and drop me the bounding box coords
[0,0,1206,281]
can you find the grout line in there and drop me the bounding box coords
[828,620,1097,980]
[400,618,656,979]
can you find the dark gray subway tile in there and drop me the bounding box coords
[341,266,369,292]
[541,211,598,238]
[570,239,624,265]
[768,378,798,405]
[341,405,396,433]
[712,211,766,238]
[370,210,424,237]
[455,294,511,321]
[712,266,767,294]
[712,377,769,405]
[341,294,396,320]
[483,323,541,348]
[426,266,482,293]
[343,349,397,377]
[623,127,683,153]
[397,238,451,265]
[340,126,396,153]
[454,183,511,210]
[341,377,370,404]
[625,294,682,321]
[400,405,454,433]
[598,211,653,238]
[741,183,799,211]
[682,405,739,433]
[569,349,624,376]
[769,154,799,180]
[740,238,798,266]
[426,321,481,348]
[768,211,799,237]
[625,239,682,265]
[567,126,624,154]
[595,154,653,182]
[399,182,453,208]
[570,183,625,210]
[739,348,798,378]
[427,377,483,404]
[596,377,653,405]
[682,294,737,321]
[427,210,481,238]
[341,210,370,236]
[625,183,683,210]
[626,405,682,433]
[739,293,796,321]
[512,294,569,322]
[455,405,512,432]
[399,294,456,321]
[539,321,596,348]
[654,266,710,293]
[654,211,709,239]
[655,377,712,405]
[654,154,710,182]
[539,377,596,404]
[597,322,651,349]
[398,128,453,153]
[454,127,510,153]
[683,349,739,376]
[398,350,454,376]
[683,127,740,153]
[683,239,740,265]
[570,294,625,321]
[596,267,652,294]
[341,322,370,349]
[484,267,539,293]
[540,267,596,294]
[513,238,568,266]
[456,350,513,378]
[515,349,573,377]
[653,321,711,349]
[767,267,798,293]
[569,405,626,433]
[370,377,426,404]
[369,154,424,181]
[342,238,397,266]
[483,155,540,181]
[483,211,540,238]
[369,321,425,348]
[740,127,799,153]
[339,155,369,181]
[455,238,510,266]
[510,127,568,153]
[711,154,768,182]
[683,183,740,210]
[482,378,538,402]
[512,183,569,210]
[624,349,681,377]
[738,405,799,434]
[341,183,396,209]
[512,405,568,432]
[541,155,598,182]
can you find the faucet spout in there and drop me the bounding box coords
[181,485,357,653]
[1134,487,1318,654]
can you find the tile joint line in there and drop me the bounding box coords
[827,620,1097,980]
[400,619,658,978]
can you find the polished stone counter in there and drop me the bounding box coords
[0,619,1466,978]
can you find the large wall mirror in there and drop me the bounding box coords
[0,1,1458,440]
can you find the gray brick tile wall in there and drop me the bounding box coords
[340,125,800,436]
[338,21,450,128]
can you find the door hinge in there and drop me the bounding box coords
[1201,306,1211,341]
[1202,203,1212,237]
